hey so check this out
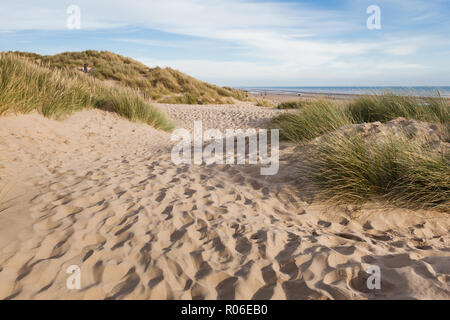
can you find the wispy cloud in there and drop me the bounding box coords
[1,0,449,85]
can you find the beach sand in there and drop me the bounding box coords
[249,91,450,105]
[0,103,449,300]
[249,92,356,105]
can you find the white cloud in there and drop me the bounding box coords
[411,13,433,21]
[376,62,422,69]
[0,1,346,32]
[1,0,449,85]
[384,45,417,56]
[140,57,432,86]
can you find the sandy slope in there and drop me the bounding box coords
[157,102,285,131]
[0,103,449,300]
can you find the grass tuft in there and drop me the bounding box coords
[347,93,450,125]
[271,93,449,210]
[272,94,449,143]
[304,134,449,210]
[9,50,245,104]
[271,99,352,142]
[256,99,275,108]
[277,100,314,109]
[0,53,174,131]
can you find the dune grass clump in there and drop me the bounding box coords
[271,94,449,143]
[0,53,173,131]
[277,100,313,109]
[10,50,245,104]
[94,87,174,130]
[158,93,234,105]
[271,99,352,142]
[305,134,449,210]
[347,93,450,125]
[270,93,449,210]
[0,53,89,117]
[256,99,275,108]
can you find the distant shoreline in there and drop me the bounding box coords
[248,90,360,101]
[240,87,450,99]
[242,87,450,103]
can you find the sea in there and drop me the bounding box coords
[240,87,450,98]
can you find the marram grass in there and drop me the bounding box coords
[9,50,245,104]
[256,99,275,108]
[271,99,353,142]
[270,94,449,210]
[277,100,314,109]
[271,94,449,143]
[0,53,174,131]
[347,93,450,125]
[304,134,449,211]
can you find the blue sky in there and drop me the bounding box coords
[1,0,449,86]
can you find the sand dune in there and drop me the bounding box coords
[0,103,449,300]
[157,102,285,131]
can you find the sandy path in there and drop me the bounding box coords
[157,102,285,131]
[0,104,449,300]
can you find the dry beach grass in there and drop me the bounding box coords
[10,51,245,104]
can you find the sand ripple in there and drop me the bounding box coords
[0,106,448,300]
